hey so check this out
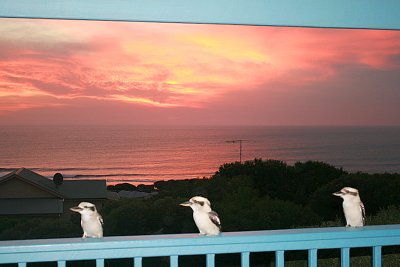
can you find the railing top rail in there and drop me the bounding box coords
[1,0,400,30]
[0,224,400,254]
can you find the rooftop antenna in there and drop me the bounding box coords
[225,139,244,163]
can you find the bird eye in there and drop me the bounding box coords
[193,200,204,206]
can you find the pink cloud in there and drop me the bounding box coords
[0,19,399,125]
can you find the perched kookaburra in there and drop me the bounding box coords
[333,187,365,227]
[180,196,221,236]
[70,202,104,238]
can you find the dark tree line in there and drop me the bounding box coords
[1,159,400,241]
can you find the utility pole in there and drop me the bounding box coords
[226,139,244,163]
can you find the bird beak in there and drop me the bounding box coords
[179,201,192,207]
[70,206,83,212]
[332,191,343,197]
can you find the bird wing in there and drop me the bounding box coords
[97,214,104,225]
[360,202,366,225]
[208,211,221,230]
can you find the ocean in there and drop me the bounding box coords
[0,126,399,184]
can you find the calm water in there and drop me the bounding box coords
[0,126,399,184]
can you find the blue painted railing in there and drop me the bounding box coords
[1,0,400,30]
[0,225,399,267]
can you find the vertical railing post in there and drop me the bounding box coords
[275,250,285,267]
[372,246,382,267]
[308,249,318,267]
[58,260,66,267]
[96,259,104,267]
[206,253,215,267]
[134,257,143,267]
[170,255,179,267]
[241,252,250,267]
[18,263,26,267]
[341,248,350,267]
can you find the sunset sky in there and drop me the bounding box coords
[0,19,399,126]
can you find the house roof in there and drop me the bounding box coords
[57,180,107,199]
[0,168,107,200]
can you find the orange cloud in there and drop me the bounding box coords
[109,94,181,108]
